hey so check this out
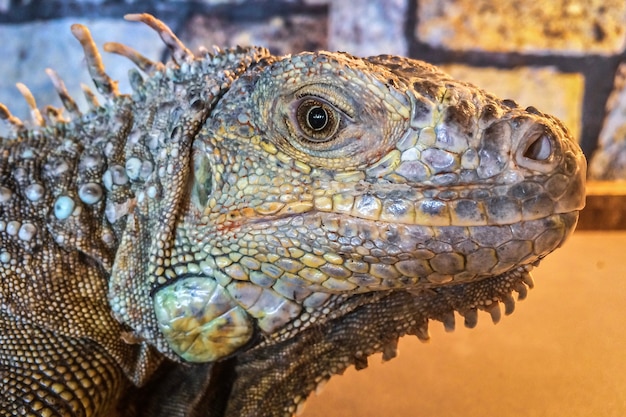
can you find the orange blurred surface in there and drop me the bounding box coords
[302,231,626,417]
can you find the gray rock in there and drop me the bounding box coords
[328,0,408,56]
[589,63,626,180]
[417,0,626,55]
[180,13,327,56]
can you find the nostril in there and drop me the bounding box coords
[523,132,552,161]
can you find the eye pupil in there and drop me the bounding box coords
[307,106,328,131]
[295,98,341,143]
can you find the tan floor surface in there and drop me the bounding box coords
[301,231,626,417]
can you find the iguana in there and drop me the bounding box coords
[0,14,586,417]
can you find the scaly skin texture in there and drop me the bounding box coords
[0,14,585,417]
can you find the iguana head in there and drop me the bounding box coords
[152,50,585,361]
[63,14,584,365]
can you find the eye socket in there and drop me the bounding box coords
[295,98,341,143]
[523,131,553,161]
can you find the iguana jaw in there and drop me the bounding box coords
[152,205,577,363]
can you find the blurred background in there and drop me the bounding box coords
[1,2,626,416]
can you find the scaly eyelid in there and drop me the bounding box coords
[292,84,357,121]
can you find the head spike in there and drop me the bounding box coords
[15,83,44,127]
[461,308,478,328]
[103,42,164,74]
[43,105,66,125]
[124,13,193,65]
[45,68,81,118]
[485,301,502,324]
[81,83,100,110]
[381,338,399,361]
[440,310,456,332]
[502,292,517,314]
[521,271,535,288]
[0,103,25,133]
[412,323,431,342]
[127,68,145,92]
[71,23,119,98]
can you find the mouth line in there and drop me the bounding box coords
[242,206,579,229]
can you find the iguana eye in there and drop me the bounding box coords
[295,98,341,143]
[523,131,552,161]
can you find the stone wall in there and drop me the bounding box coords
[1,0,625,179]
